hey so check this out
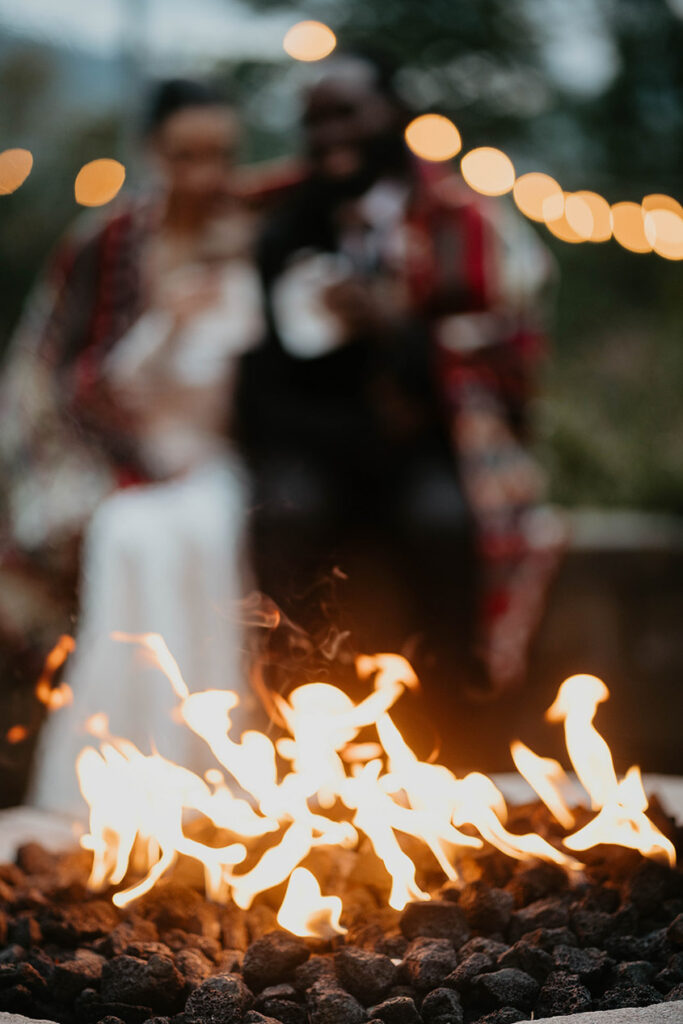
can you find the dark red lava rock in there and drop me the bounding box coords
[174,948,213,989]
[668,913,683,946]
[242,930,310,991]
[292,954,336,993]
[420,985,463,1023]
[446,952,495,992]
[458,882,514,935]
[368,994,422,1023]
[474,968,539,1010]
[400,901,469,946]
[138,886,220,939]
[505,860,568,908]
[535,970,592,1017]
[509,896,570,940]
[458,937,508,960]
[497,940,554,982]
[473,1010,528,1024]
[101,953,186,1014]
[402,936,457,990]
[552,943,613,987]
[334,945,397,1004]
[306,979,365,1024]
[53,949,105,1001]
[184,973,253,1024]
[597,982,665,1009]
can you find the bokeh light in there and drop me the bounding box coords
[513,172,563,222]
[644,208,683,261]
[611,201,652,253]
[460,147,515,197]
[567,191,612,242]
[0,148,33,195]
[642,193,683,217]
[283,20,336,62]
[544,209,583,244]
[74,158,126,207]
[404,114,462,162]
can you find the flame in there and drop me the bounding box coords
[35,634,75,711]
[277,867,347,938]
[564,766,676,867]
[72,638,675,932]
[510,740,576,829]
[546,674,617,810]
[6,724,29,744]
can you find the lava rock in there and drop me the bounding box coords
[9,916,42,948]
[256,997,306,1024]
[420,985,463,1023]
[41,900,120,945]
[100,920,160,957]
[174,949,212,990]
[293,954,336,993]
[458,938,508,961]
[497,941,553,983]
[53,949,106,1001]
[668,913,683,946]
[458,883,514,935]
[445,952,495,992]
[509,897,569,940]
[570,904,612,946]
[101,954,186,1014]
[138,886,220,939]
[242,931,310,991]
[334,945,397,1004]
[400,901,469,946]
[518,926,576,950]
[613,960,656,985]
[597,982,664,1009]
[163,930,221,962]
[506,861,568,908]
[306,979,365,1024]
[623,859,683,914]
[535,970,592,1017]
[474,968,538,1011]
[184,974,253,1024]
[655,951,683,991]
[552,944,612,987]
[124,942,173,960]
[667,982,683,1000]
[243,1013,281,1024]
[368,994,421,1023]
[16,842,57,876]
[473,1010,528,1024]
[402,936,457,990]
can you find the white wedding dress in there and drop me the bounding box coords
[30,260,263,818]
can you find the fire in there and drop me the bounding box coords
[35,634,75,711]
[69,638,675,936]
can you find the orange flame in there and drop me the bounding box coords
[74,641,675,932]
[35,634,75,711]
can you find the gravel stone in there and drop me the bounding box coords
[509,897,569,940]
[184,974,253,1024]
[668,913,683,946]
[597,982,665,1009]
[445,952,494,992]
[458,938,508,960]
[292,954,336,993]
[506,861,568,908]
[400,901,469,946]
[473,1010,528,1024]
[174,949,212,990]
[613,960,657,985]
[53,949,105,1001]
[242,931,310,991]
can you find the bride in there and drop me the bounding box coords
[16,81,264,815]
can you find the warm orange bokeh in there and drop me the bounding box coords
[74,158,126,207]
[513,172,563,222]
[0,148,33,195]
[544,209,583,244]
[460,146,515,196]
[404,114,462,162]
[644,207,683,260]
[611,201,652,253]
[565,191,612,242]
[283,20,337,62]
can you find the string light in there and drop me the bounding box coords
[461,146,515,197]
[74,158,126,207]
[283,20,336,62]
[0,148,33,195]
[404,114,462,162]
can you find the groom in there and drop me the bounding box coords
[238,52,558,705]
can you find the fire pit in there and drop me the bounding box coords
[1,635,682,1024]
